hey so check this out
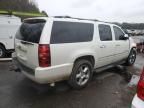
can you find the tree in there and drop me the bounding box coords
[41,11,48,17]
[0,0,39,12]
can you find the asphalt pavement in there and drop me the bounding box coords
[0,54,144,108]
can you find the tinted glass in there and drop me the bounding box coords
[113,26,124,40]
[50,21,94,44]
[98,24,112,41]
[16,19,46,43]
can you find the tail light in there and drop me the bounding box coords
[38,44,51,67]
[137,67,144,101]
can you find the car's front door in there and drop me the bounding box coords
[113,26,129,61]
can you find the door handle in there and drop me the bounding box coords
[116,44,120,46]
[100,45,106,48]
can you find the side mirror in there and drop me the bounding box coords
[123,34,129,40]
[119,34,129,40]
[124,34,129,38]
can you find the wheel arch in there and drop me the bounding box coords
[74,55,95,67]
[0,42,6,50]
[130,47,137,52]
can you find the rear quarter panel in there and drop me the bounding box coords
[50,42,97,67]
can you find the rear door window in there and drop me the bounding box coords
[16,19,46,43]
[50,21,94,44]
[98,24,112,41]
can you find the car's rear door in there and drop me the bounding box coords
[97,24,115,67]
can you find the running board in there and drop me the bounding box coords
[0,58,12,61]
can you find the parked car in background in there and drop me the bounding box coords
[13,16,137,89]
[131,67,144,108]
[0,15,21,58]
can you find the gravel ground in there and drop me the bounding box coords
[0,54,144,108]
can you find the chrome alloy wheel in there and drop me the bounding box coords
[76,65,90,86]
[129,50,136,64]
[0,48,3,57]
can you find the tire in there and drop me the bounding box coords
[125,48,137,66]
[68,59,93,89]
[0,45,6,58]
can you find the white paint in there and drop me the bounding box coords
[132,95,144,108]
[0,15,21,50]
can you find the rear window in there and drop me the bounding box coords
[16,19,46,43]
[50,21,94,44]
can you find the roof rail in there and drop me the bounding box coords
[53,16,115,24]
[54,16,71,18]
[54,16,99,22]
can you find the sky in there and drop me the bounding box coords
[37,0,144,23]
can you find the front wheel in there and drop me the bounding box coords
[68,60,93,89]
[125,48,137,66]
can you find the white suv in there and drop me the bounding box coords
[12,17,136,89]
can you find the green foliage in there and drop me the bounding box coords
[0,0,48,19]
[113,22,144,30]
[0,0,39,12]
[122,23,144,30]
[0,10,46,17]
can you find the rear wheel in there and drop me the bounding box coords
[0,45,6,58]
[68,59,93,89]
[125,48,136,66]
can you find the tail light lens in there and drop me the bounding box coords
[38,44,51,67]
[137,67,144,101]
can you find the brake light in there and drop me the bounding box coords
[137,67,144,101]
[38,44,51,67]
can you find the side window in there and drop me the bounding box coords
[50,21,94,44]
[113,26,125,40]
[98,24,112,41]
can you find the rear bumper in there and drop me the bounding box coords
[12,56,73,84]
[131,95,144,108]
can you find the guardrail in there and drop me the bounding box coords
[0,10,46,17]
